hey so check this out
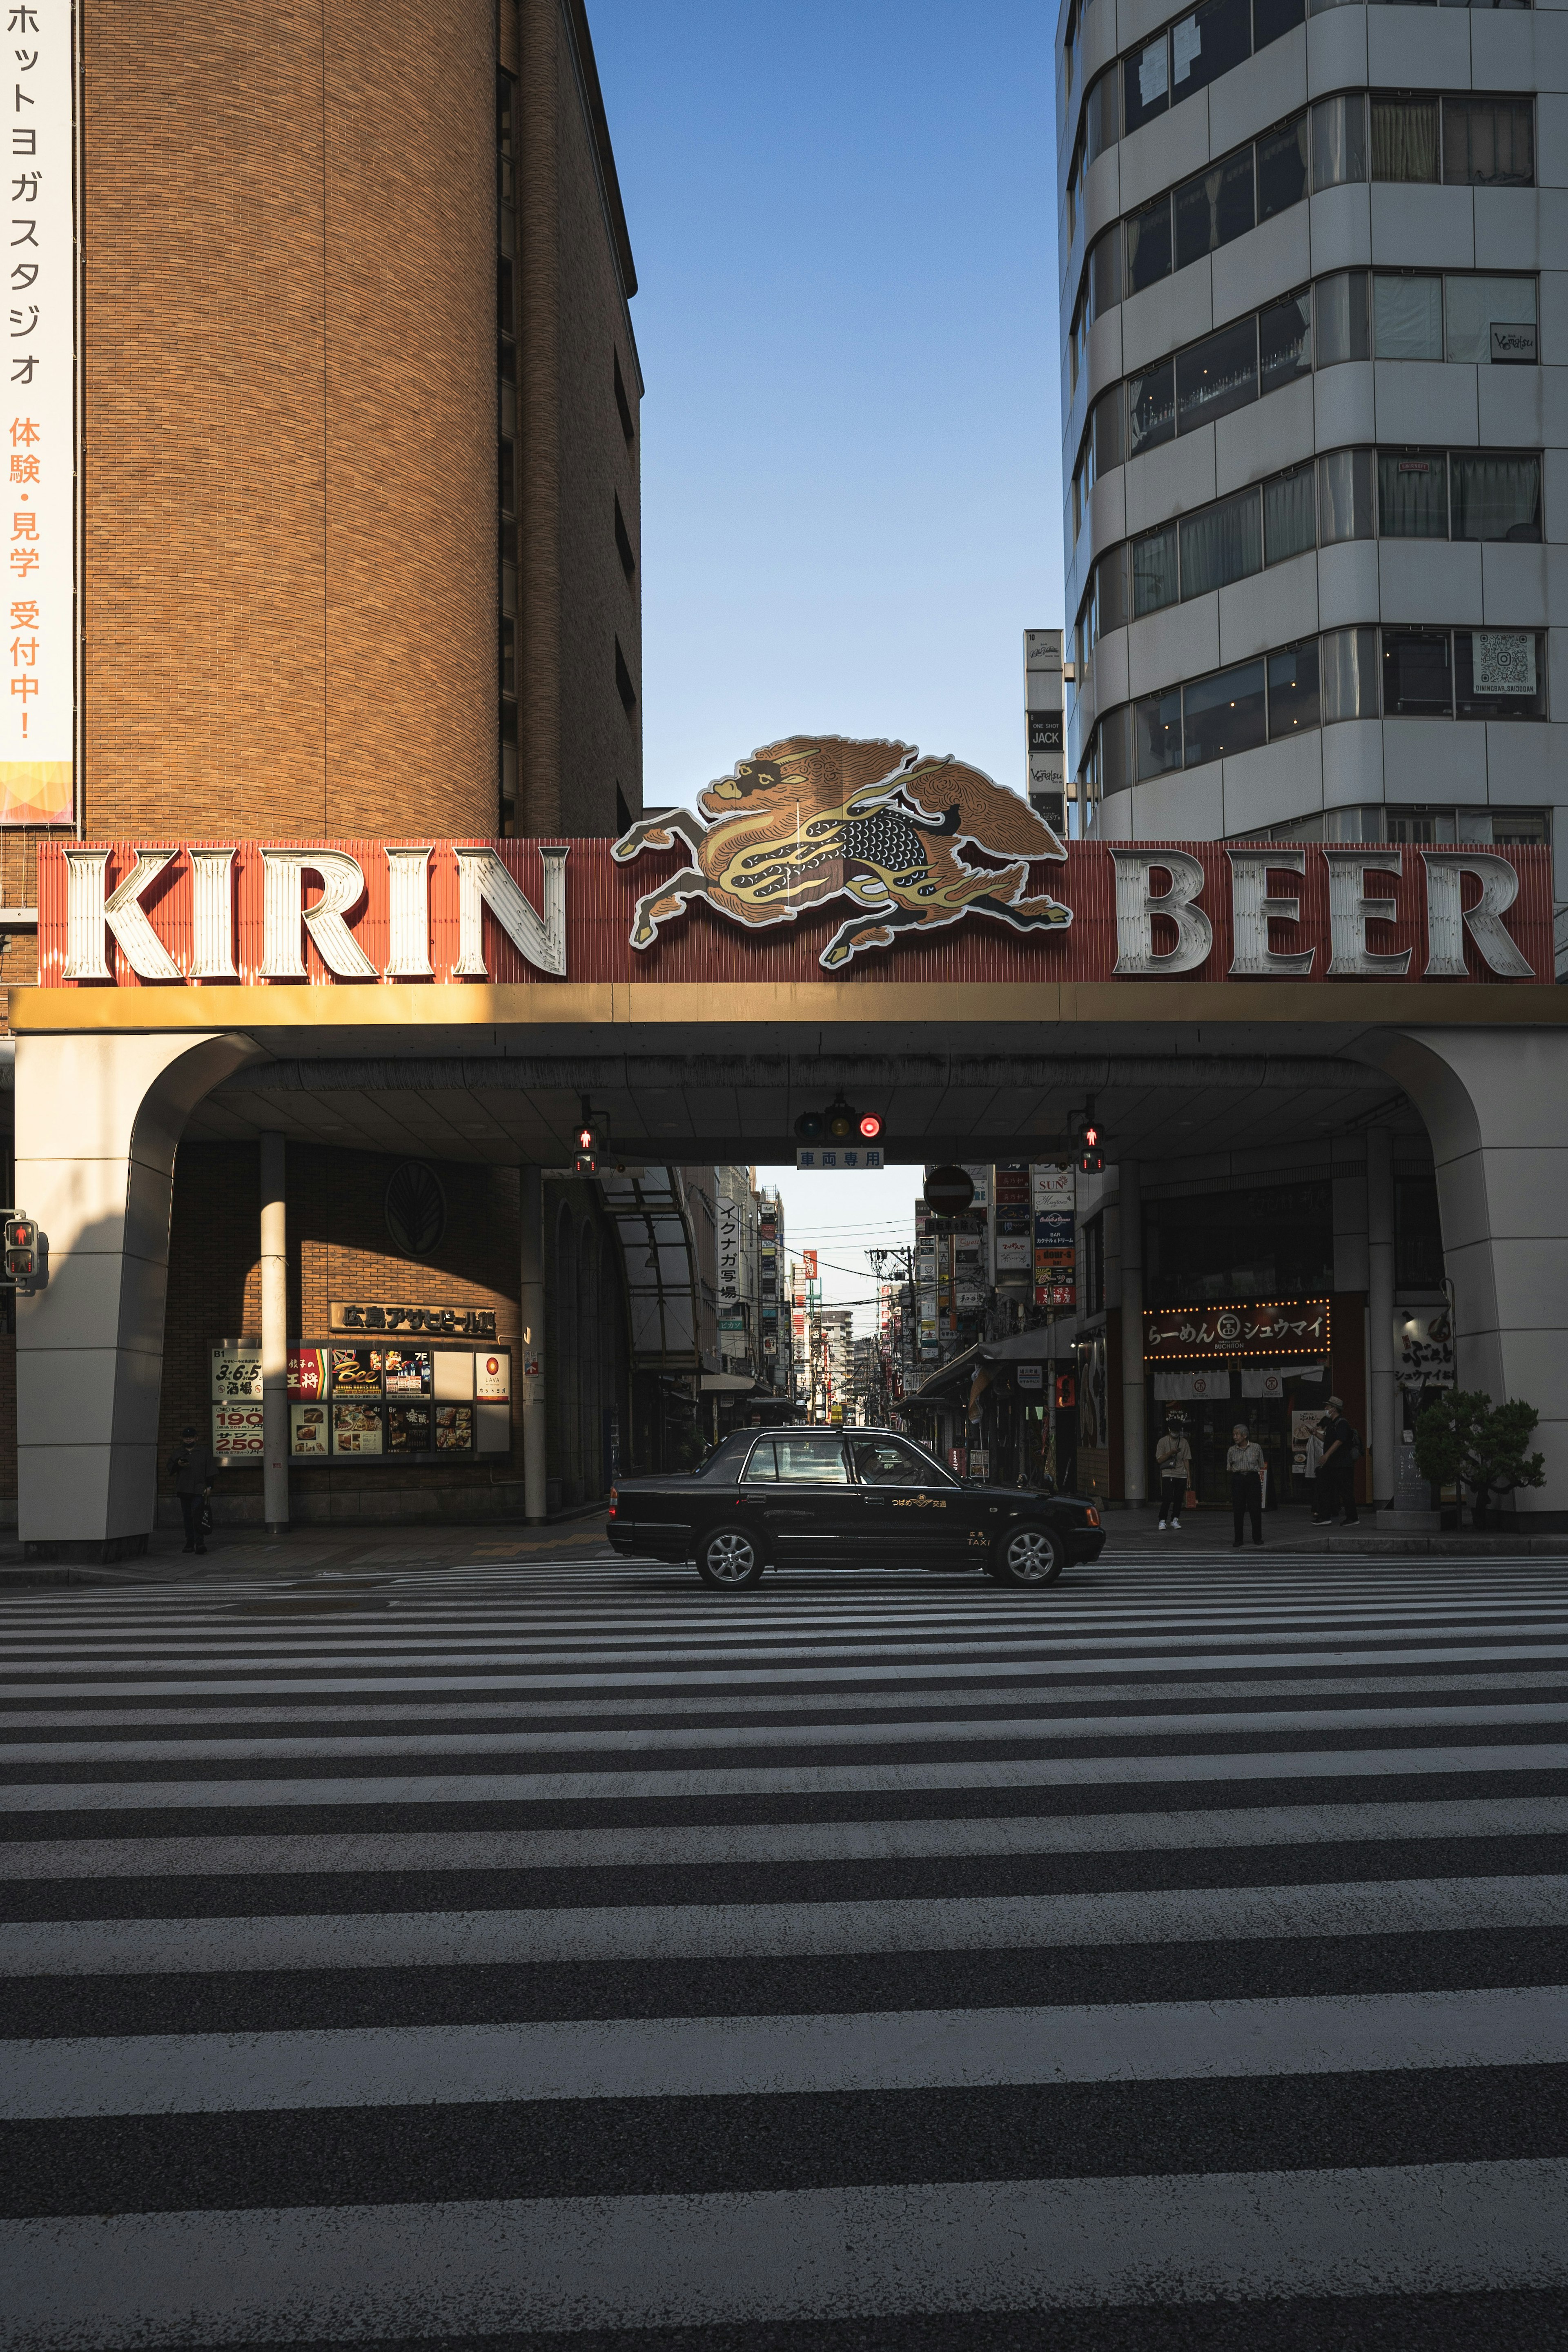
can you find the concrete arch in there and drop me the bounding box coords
[14,1030,260,1558]
[1351,1027,1568,1520]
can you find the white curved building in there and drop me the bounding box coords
[1058,0,1564,929]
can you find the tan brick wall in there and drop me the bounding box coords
[160,1142,525,1507]
[515,0,642,838]
[79,0,497,842]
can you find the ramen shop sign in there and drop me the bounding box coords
[1145,1300,1331,1361]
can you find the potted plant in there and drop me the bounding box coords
[1413,1391,1546,1530]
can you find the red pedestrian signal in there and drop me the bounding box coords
[3,1214,36,1281]
[573,1124,600,1177]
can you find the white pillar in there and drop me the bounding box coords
[520,1166,548,1523]
[1366,1125,1396,1510]
[1119,1158,1145,1503]
[259,1131,289,1533]
[15,1029,256,1559]
[1356,1028,1568,1520]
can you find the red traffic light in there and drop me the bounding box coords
[858,1114,882,1140]
[1083,1125,1099,1147]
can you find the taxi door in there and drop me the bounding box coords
[738,1433,860,1563]
[846,1434,973,1568]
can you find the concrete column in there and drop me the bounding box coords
[1365,1126,1396,1509]
[1119,1158,1146,1503]
[1355,1029,1568,1521]
[520,1165,548,1523]
[259,1132,289,1534]
[15,1029,256,1559]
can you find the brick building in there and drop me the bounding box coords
[0,0,648,1528]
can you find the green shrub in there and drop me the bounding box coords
[1413,1390,1546,1529]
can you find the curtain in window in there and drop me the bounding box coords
[1442,97,1533,187]
[1373,275,1443,360]
[1321,626,1380,722]
[1133,526,1179,616]
[1179,489,1262,597]
[1317,447,1375,542]
[1377,451,1448,537]
[1370,96,1439,183]
[1443,274,1536,363]
[1311,93,1365,189]
[1264,465,1316,563]
[1450,453,1540,541]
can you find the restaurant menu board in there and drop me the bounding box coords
[211,1349,265,1460]
[291,1403,329,1456]
[332,1399,383,1455]
[283,1348,508,1460]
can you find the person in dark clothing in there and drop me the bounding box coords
[167,1424,213,1554]
[1227,1423,1265,1548]
[1315,1396,1360,1525]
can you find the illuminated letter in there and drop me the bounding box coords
[1422,851,1533,979]
[1110,848,1212,975]
[62,844,182,982]
[453,844,568,978]
[1226,846,1314,976]
[261,848,376,980]
[1325,849,1411,976]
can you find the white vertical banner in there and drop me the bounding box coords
[0,0,72,826]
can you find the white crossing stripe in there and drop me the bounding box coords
[11,1739,1568,1811]
[7,1985,1567,2117]
[6,1873,1566,1976]
[4,2159,1568,2345]
[7,1792,1563,1878]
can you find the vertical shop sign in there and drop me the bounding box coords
[0,0,72,827]
[1032,1164,1076,1306]
[717,1195,739,1307]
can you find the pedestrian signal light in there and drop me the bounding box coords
[1078,1121,1104,1176]
[573,1125,600,1177]
[3,1214,36,1281]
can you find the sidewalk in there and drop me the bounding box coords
[1098,1502,1568,1557]
[0,1515,616,1588]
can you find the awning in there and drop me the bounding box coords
[915,1316,1080,1401]
[597,1167,702,1370]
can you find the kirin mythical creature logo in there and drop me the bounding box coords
[612,735,1072,970]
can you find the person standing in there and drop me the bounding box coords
[1302,1412,1327,1518]
[1227,1422,1265,1548]
[167,1423,214,1555]
[1154,1415,1192,1529]
[1315,1396,1360,1526]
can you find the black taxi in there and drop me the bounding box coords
[606,1425,1105,1589]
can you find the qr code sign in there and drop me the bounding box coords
[1472,631,1535,697]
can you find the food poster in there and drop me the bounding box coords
[330,1348,383,1393]
[435,1403,474,1451]
[387,1403,433,1452]
[383,1350,432,1396]
[212,1405,264,1458]
[288,1350,326,1402]
[291,1403,329,1457]
[332,1400,383,1455]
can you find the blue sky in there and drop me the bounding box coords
[592,0,1063,817]
[591,1,1062,1323]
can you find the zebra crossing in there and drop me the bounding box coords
[3,1550,1568,2347]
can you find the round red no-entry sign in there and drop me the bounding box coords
[923,1164,974,1214]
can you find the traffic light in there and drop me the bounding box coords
[793,1099,886,1145]
[1073,1103,1105,1176]
[3,1214,37,1281]
[572,1124,600,1177]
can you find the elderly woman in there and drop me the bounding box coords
[1227,1423,1266,1549]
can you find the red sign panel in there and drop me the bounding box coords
[35,839,1554,990]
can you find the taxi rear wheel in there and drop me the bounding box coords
[696,1526,766,1590]
[992,1524,1063,1588]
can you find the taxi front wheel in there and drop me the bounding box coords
[696,1526,766,1590]
[991,1525,1063,1588]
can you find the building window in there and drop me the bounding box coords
[1267,640,1319,736]
[1445,274,1536,361]
[1442,96,1534,185]
[615,637,637,716]
[1182,657,1267,765]
[1373,274,1444,361]
[1450,451,1540,541]
[1321,626,1381,723]
[614,492,636,581]
[1179,486,1262,599]
[1132,524,1178,617]
[1370,94,1440,182]
[1394,1171,1445,1290]
[1318,447,1375,542]
[1383,628,1452,717]
[1263,463,1315,564]
[1311,92,1366,189]
[1176,313,1258,432]
[1378,449,1448,537]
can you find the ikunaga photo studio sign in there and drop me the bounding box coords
[36,744,1553,989]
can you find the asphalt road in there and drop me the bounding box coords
[3,1544,1568,2349]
